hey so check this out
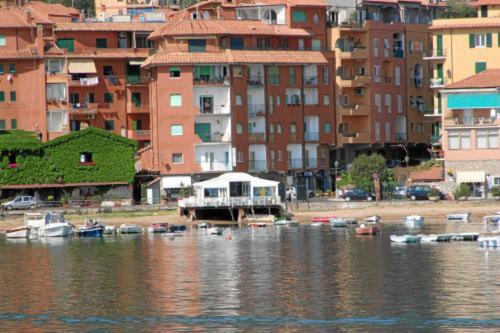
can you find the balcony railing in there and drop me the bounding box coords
[68,77,99,87]
[248,132,266,142]
[430,78,446,88]
[126,75,149,85]
[445,117,499,127]
[129,105,150,113]
[288,158,302,169]
[338,46,368,59]
[247,75,264,87]
[69,103,98,114]
[247,104,266,117]
[129,129,150,140]
[178,195,280,208]
[193,76,229,86]
[384,76,393,83]
[249,159,267,172]
[197,132,228,143]
[303,75,318,85]
[197,160,232,172]
[304,131,320,142]
[199,104,230,115]
[340,132,370,144]
[395,132,407,142]
[423,49,446,60]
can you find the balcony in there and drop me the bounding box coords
[249,159,267,172]
[430,78,447,89]
[126,75,149,86]
[128,129,151,141]
[248,132,266,143]
[393,47,404,58]
[340,132,370,144]
[339,47,368,60]
[395,132,407,142]
[196,132,228,143]
[193,76,229,86]
[288,158,303,169]
[340,104,370,116]
[128,104,150,114]
[304,132,320,142]
[303,75,318,86]
[305,158,318,169]
[69,103,98,114]
[247,75,264,87]
[338,75,370,88]
[444,117,500,128]
[198,104,230,116]
[68,77,99,87]
[247,104,266,117]
[197,160,232,172]
[423,49,446,61]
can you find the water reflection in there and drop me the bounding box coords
[0,222,498,332]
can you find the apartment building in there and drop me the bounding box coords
[328,0,441,164]
[95,0,164,20]
[141,0,336,196]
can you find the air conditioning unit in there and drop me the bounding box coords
[119,32,127,38]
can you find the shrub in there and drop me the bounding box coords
[350,154,390,192]
[491,187,500,198]
[454,183,471,199]
[429,188,441,197]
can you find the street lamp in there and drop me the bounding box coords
[333,160,339,193]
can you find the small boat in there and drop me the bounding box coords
[164,232,182,237]
[118,224,143,234]
[40,212,72,237]
[273,217,290,226]
[207,227,223,235]
[312,216,336,223]
[420,234,453,242]
[5,226,31,238]
[365,215,381,223]
[355,224,379,235]
[170,224,187,232]
[478,235,500,247]
[447,213,470,221]
[198,223,208,228]
[148,223,168,233]
[310,222,323,227]
[76,219,104,237]
[24,212,45,236]
[390,235,421,243]
[403,215,425,228]
[330,217,348,227]
[249,222,267,228]
[451,232,479,241]
[103,225,116,235]
[483,214,500,223]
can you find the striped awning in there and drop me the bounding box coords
[456,171,486,183]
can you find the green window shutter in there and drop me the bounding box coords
[436,64,443,80]
[486,33,492,47]
[10,119,17,129]
[475,62,486,73]
[132,119,138,130]
[0,64,4,74]
[104,92,113,103]
[132,92,141,107]
[96,38,107,48]
[10,91,16,102]
[436,34,443,56]
[56,38,74,53]
[498,33,500,47]
[0,91,4,102]
[9,63,15,73]
[200,66,211,76]
[0,120,5,129]
[469,34,475,48]
[292,10,306,22]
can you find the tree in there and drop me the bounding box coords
[439,0,476,18]
[350,154,390,192]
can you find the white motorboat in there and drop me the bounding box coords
[365,215,381,223]
[310,222,323,227]
[39,212,71,237]
[478,235,500,247]
[420,234,453,242]
[103,225,116,235]
[451,232,479,241]
[5,226,31,238]
[118,224,143,234]
[207,227,223,235]
[147,223,168,233]
[447,213,470,221]
[23,212,45,236]
[403,215,425,228]
[483,214,500,224]
[390,235,421,243]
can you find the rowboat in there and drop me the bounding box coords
[365,215,381,223]
[207,227,223,235]
[312,216,335,223]
[355,224,379,235]
[310,222,323,227]
[451,232,479,241]
[148,223,168,233]
[478,235,500,247]
[420,234,453,242]
[5,226,31,238]
[403,215,425,228]
[390,235,421,243]
[118,224,143,234]
[447,213,470,221]
[330,218,347,228]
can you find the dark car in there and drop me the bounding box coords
[343,188,375,201]
[406,185,444,201]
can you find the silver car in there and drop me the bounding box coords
[1,196,43,210]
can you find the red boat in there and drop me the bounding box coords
[149,223,169,233]
[312,216,336,223]
[355,225,380,235]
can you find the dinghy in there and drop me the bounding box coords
[419,234,452,242]
[5,226,31,238]
[103,225,116,235]
[447,213,470,221]
[118,224,143,234]
[365,215,381,223]
[330,217,348,227]
[207,227,223,235]
[148,223,168,233]
[390,235,421,243]
[312,216,336,223]
[403,215,425,228]
[451,232,479,241]
[355,224,379,235]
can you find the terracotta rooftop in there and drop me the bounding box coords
[409,167,444,182]
[429,17,500,30]
[54,22,164,32]
[0,46,40,59]
[0,6,50,27]
[445,69,500,89]
[142,49,331,67]
[471,0,500,6]
[149,19,312,39]
[46,48,150,59]
[237,0,328,6]
[27,1,80,18]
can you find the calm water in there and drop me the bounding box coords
[0,221,499,332]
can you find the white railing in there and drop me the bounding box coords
[178,196,281,208]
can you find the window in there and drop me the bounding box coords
[475,62,487,74]
[291,122,297,134]
[104,120,114,131]
[324,122,331,133]
[45,59,64,74]
[448,130,471,150]
[96,38,107,48]
[269,123,274,133]
[236,123,243,134]
[9,63,15,73]
[0,35,5,46]
[471,33,489,48]
[373,38,379,57]
[235,94,242,106]
[323,67,329,84]
[277,123,282,134]
[80,152,93,164]
[135,34,152,48]
[277,150,283,161]
[10,119,17,129]
[289,67,296,84]
[375,122,380,142]
[0,91,4,102]
[373,65,381,82]
[47,111,67,132]
[493,177,500,187]
[397,95,403,113]
[312,39,321,50]
[477,129,498,149]
[169,67,180,78]
[172,153,183,164]
[269,95,274,113]
[46,83,66,101]
[0,64,3,74]
[188,39,206,52]
[256,37,271,49]
[292,10,306,22]
[354,88,364,96]
[0,119,4,129]
[170,94,182,107]
[104,92,113,103]
[10,91,16,102]
[103,65,113,76]
[385,94,392,113]
[171,124,183,136]
[323,95,330,105]
[394,67,401,86]
[131,92,141,107]
[385,122,391,141]
[268,66,280,84]
[56,38,74,52]
[232,66,242,77]
[276,95,281,106]
[229,37,244,49]
[375,94,381,113]
[237,151,244,163]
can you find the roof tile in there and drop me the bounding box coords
[55,22,164,32]
[445,69,500,89]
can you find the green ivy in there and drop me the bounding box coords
[0,127,137,185]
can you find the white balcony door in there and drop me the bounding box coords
[205,152,214,171]
[395,67,401,86]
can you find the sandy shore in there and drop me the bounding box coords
[0,201,498,230]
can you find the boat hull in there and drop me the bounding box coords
[118,225,143,234]
[41,223,71,237]
[356,226,379,235]
[77,227,103,237]
[103,226,116,235]
[5,227,31,238]
[312,216,335,223]
[249,223,267,228]
[207,227,223,235]
[148,226,168,233]
[391,235,421,243]
[447,213,470,221]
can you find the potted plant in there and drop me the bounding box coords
[428,188,441,202]
[453,183,471,201]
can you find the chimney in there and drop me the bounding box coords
[25,9,32,23]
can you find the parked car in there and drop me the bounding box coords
[286,186,297,201]
[406,185,445,201]
[1,196,44,210]
[343,188,375,201]
[394,186,407,197]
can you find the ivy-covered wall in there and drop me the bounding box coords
[0,127,138,185]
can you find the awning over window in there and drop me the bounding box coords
[162,176,192,189]
[456,171,486,183]
[68,59,97,74]
[129,60,144,66]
